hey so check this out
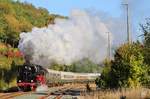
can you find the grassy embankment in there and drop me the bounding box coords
[81,87,150,99]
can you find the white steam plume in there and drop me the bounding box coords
[18,10,112,67]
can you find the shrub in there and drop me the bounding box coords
[96,43,149,89]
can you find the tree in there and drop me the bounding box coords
[111,43,145,88]
[70,58,102,73]
[0,0,66,90]
[0,0,64,47]
[49,58,102,73]
[96,43,149,88]
[140,18,150,66]
[95,60,111,88]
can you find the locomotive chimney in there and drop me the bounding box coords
[24,55,31,64]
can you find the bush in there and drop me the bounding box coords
[96,43,149,89]
[95,59,111,88]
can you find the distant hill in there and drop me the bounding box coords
[0,0,65,47]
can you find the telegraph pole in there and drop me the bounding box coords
[123,3,131,43]
[107,32,111,61]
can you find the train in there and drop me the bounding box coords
[17,63,47,91]
[17,63,101,91]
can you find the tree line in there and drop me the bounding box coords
[0,0,100,90]
[1,0,150,90]
[96,19,150,88]
[0,0,66,47]
[0,0,66,90]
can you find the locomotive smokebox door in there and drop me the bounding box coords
[17,63,47,91]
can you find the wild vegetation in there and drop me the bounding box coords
[0,0,101,90]
[0,0,150,94]
[49,59,102,73]
[0,43,24,90]
[96,19,150,89]
[0,0,66,47]
[0,0,66,90]
[81,88,150,99]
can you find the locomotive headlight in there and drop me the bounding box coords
[31,80,33,82]
[19,80,21,82]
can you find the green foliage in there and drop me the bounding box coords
[0,0,64,47]
[49,58,102,73]
[140,18,150,86]
[95,59,111,88]
[95,66,111,88]
[49,62,65,71]
[0,59,23,89]
[0,42,24,90]
[96,43,149,89]
[0,0,65,90]
[70,58,102,73]
[110,43,145,88]
[140,18,150,66]
[0,0,66,90]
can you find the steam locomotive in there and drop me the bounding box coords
[17,63,100,91]
[17,63,47,91]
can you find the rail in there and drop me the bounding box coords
[0,92,29,99]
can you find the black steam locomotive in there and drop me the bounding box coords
[17,63,47,91]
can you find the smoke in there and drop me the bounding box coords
[36,85,48,92]
[94,11,126,46]
[18,10,112,67]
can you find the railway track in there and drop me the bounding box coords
[53,85,73,99]
[0,83,95,99]
[39,84,71,99]
[0,92,29,99]
[40,83,87,99]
